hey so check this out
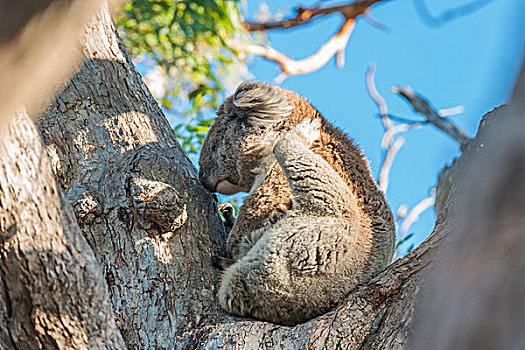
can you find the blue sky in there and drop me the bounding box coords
[240,0,525,254]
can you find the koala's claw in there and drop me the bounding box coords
[218,202,236,233]
[212,254,235,270]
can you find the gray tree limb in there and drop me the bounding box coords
[0,109,126,349]
[393,86,470,146]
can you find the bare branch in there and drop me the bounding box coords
[243,0,387,32]
[438,105,464,117]
[382,123,421,149]
[273,71,289,85]
[398,189,436,237]
[366,64,418,193]
[366,64,391,130]
[378,137,405,193]
[232,19,356,79]
[392,86,471,146]
[362,11,391,32]
[232,0,390,81]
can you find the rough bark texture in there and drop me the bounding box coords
[38,6,226,349]
[0,110,125,349]
[1,2,523,349]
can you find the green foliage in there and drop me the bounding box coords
[115,0,248,154]
[172,116,214,155]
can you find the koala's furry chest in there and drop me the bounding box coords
[227,165,293,256]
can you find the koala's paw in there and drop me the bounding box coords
[260,130,281,154]
[218,202,236,232]
[289,118,322,147]
[218,267,252,317]
[212,254,235,270]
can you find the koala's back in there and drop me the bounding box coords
[228,92,395,271]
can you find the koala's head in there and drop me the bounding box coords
[198,81,295,195]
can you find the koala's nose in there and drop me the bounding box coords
[198,167,205,185]
[199,167,213,191]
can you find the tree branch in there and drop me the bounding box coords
[413,0,494,28]
[393,86,471,146]
[233,0,390,82]
[233,18,356,82]
[243,0,387,32]
[378,137,404,193]
[398,189,436,237]
[366,64,420,193]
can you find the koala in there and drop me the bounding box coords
[199,81,395,326]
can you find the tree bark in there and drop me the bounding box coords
[1,2,523,349]
[38,5,226,349]
[0,109,126,349]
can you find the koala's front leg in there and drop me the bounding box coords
[273,119,355,215]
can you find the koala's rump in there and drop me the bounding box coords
[223,214,366,325]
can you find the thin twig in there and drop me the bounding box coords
[366,64,417,193]
[362,11,391,32]
[398,189,436,236]
[382,123,421,149]
[413,0,494,28]
[392,86,470,146]
[378,137,404,193]
[438,105,464,117]
[379,113,425,125]
[366,64,391,131]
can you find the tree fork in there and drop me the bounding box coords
[0,1,522,349]
[37,4,448,348]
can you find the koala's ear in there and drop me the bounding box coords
[232,82,292,123]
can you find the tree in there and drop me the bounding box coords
[1,2,524,349]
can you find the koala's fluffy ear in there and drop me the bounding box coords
[232,82,292,123]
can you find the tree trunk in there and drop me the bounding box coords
[0,109,126,349]
[37,5,226,349]
[1,2,523,349]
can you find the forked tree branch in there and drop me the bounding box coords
[233,0,390,82]
[398,189,436,237]
[366,64,420,193]
[243,0,387,32]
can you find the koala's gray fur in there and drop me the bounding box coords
[199,81,395,326]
